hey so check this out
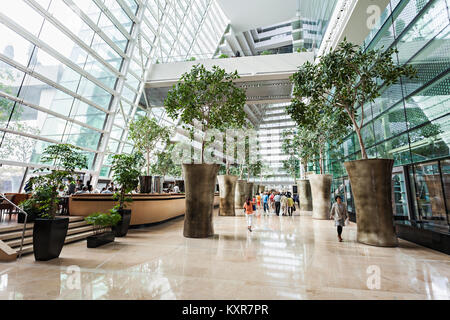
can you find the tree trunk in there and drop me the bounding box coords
[201,140,205,164]
[302,160,307,179]
[319,149,324,174]
[355,127,368,159]
[146,151,150,176]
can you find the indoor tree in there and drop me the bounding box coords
[292,39,416,159]
[164,64,247,238]
[165,64,247,164]
[128,115,172,176]
[150,141,182,183]
[110,152,145,212]
[287,97,351,174]
[32,144,88,218]
[281,130,301,183]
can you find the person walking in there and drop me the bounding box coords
[243,197,254,232]
[269,192,275,213]
[262,192,269,216]
[274,192,281,216]
[256,193,262,215]
[330,195,349,242]
[293,193,299,209]
[287,195,295,216]
[280,193,288,216]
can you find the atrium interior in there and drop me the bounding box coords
[0,0,449,301]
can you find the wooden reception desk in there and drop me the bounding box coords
[69,193,220,226]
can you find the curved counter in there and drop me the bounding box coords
[69,193,220,226]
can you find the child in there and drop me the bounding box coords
[243,198,254,232]
[256,193,262,214]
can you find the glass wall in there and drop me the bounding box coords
[324,0,450,228]
[0,0,227,193]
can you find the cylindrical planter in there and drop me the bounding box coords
[33,217,69,261]
[113,209,131,237]
[183,164,220,238]
[153,176,162,194]
[235,180,248,209]
[139,176,152,193]
[297,179,313,212]
[246,182,254,199]
[217,175,238,216]
[344,159,398,247]
[309,174,332,220]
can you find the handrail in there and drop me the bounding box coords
[0,193,28,259]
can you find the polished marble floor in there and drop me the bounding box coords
[0,209,449,300]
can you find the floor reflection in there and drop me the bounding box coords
[0,209,448,300]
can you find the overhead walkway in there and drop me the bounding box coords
[141,52,314,108]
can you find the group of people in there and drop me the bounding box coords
[242,191,297,232]
[242,190,349,242]
[56,180,118,197]
[262,191,297,216]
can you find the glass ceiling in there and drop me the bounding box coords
[0,0,338,192]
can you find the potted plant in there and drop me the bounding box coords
[233,135,250,210]
[290,39,416,246]
[247,160,262,198]
[297,128,315,213]
[110,152,145,237]
[165,64,246,238]
[217,128,246,216]
[281,130,301,185]
[287,90,351,219]
[30,144,88,261]
[150,141,182,190]
[128,116,171,193]
[85,211,121,248]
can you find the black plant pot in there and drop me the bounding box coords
[113,209,131,237]
[33,217,69,261]
[87,231,115,248]
[139,176,152,193]
[18,211,37,223]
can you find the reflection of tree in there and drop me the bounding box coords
[1,123,40,163]
[0,68,20,124]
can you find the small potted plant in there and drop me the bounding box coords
[110,152,145,237]
[30,144,88,261]
[85,212,121,248]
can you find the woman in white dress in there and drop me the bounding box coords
[329,195,348,242]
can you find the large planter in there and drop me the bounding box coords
[309,174,332,220]
[344,159,398,247]
[235,180,248,209]
[183,164,220,238]
[139,176,152,193]
[297,179,313,212]
[33,217,69,261]
[113,209,131,237]
[87,231,115,248]
[18,211,37,223]
[246,182,254,199]
[217,175,238,216]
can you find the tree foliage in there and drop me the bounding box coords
[150,142,182,180]
[111,152,145,210]
[290,39,417,160]
[31,144,88,218]
[128,116,171,175]
[165,64,247,163]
